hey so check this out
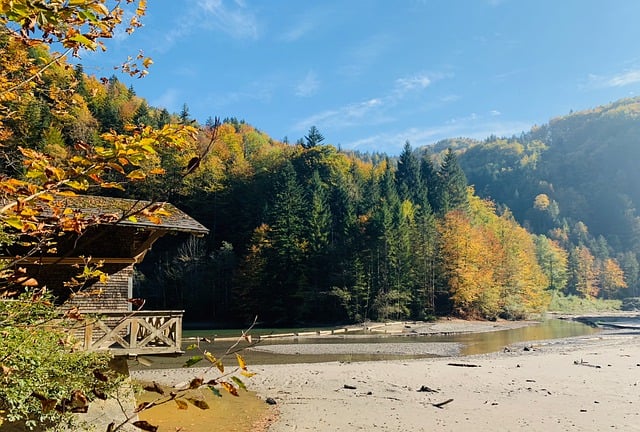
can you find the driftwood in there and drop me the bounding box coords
[447,362,481,368]
[432,398,454,409]
[417,385,438,393]
[573,359,601,369]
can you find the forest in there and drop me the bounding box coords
[2,32,636,326]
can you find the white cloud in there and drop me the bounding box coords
[606,70,640,87]
[292,69,451,137]
[344,116,531,155]
[586,68,640,89]
[293,98,385,131]
[295,71,320,97]
[490,110,501,116]
[395,74,431,92]
[197,0,260,39]
[159,0,259,51]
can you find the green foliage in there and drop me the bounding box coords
[0,292,121,429]
[548,292,622,313]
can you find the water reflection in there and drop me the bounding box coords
[131,319,600,370]
[455,319,599,355]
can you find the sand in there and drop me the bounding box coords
[131,321,640,431]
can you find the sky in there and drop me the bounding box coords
[81,0,640,155]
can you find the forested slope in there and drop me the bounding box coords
[430,98,640,303]
[4,36,634,326]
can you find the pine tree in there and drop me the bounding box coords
[395,141,424,203]
[420,148,439,212]
[179,103,191,125]
[267,161,308,322]
[436,148,468,215]
[303,125,325,149]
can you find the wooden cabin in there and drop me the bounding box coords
[4,196,208,356]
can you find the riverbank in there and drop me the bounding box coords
[131,318,640,431]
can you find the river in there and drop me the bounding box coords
[130,318,602,370]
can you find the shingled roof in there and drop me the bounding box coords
[46,195,209,234]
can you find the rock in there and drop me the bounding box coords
[265,397,277,405]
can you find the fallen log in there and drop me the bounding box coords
[573,360,601,369]
[417,385,438,393]
[432,398,454,409]
[447,362,481,368]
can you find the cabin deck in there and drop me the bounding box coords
[73,310,184,356]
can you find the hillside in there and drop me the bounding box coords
[3,37,637,325]
[427,98,640,298]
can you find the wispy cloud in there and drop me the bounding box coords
[160,0,259,51]
[344,114,531,155]
[197,0,260,39]
[586,68,640,89]
[293,99,387,131]
[294,71,444,133]
[395,74,431,92]
[295,71,320,97]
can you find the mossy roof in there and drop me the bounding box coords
[48,195,209,234]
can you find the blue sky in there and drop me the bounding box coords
[81,0,640,155]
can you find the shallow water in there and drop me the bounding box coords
[130,319,600,370]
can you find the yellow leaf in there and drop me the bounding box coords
[204,351,217,364]
[220,381,239,397]
[100,182,125,190]
[215,360,224,373]
[127,170,146,181]
[128,215,138,223]
[236,353,247,371]
[240,370,257,378]
[143,57,153,68]
[4,216,24,230]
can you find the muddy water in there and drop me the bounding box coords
[135,381,271,432]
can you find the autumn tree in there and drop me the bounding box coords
[600,258,627,299]
[0,2,218,430]
[568,246,600,298]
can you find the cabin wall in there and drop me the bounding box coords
[23,263,133,312]
[64,264,134,312]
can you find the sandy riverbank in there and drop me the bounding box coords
[131,319,640,431]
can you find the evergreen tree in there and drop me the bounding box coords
[157,108,172,127]
[436,148,468,215]
[420,148,439,211]
[303,125,325,149]
[395,141,423,203]
[179,103,191,125]
[267,161,308,322]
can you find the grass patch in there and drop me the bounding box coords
[548,292,622,313]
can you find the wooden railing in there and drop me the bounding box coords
[76,310,184,355]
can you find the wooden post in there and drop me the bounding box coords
[84,320,93,350]
[129,317,139,349]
